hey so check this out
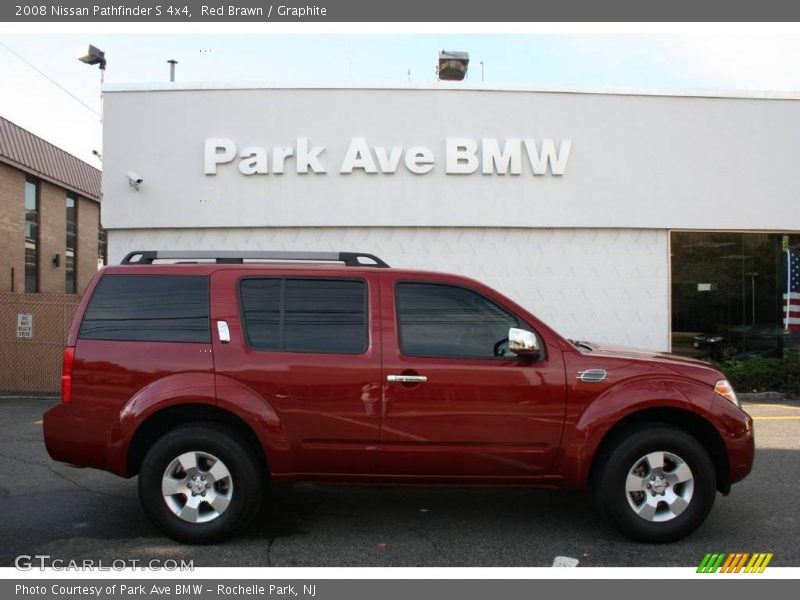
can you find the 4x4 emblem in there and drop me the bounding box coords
[577,369,608,382]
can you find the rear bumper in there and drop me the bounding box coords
[43,403,128,476]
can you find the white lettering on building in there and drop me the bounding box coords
[481,138,522,175]
[296,137,327,174]
[524,139,572,176]
[238,147,268,175]
[405,146,434,175]
[340,138,378,174]
[446,138,480,174]
[204,138,236,174]
[204,137,572,176]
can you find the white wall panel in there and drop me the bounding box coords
[110,227,670,351]
[102,86,800,232]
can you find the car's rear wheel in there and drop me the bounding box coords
[593,425,717,543]
[138,423,264,543]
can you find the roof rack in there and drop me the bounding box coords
[120,250,390,268]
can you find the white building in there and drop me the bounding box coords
[101,83,800,356]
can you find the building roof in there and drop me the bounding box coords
[0,116,101,202]
[103,81,800,101]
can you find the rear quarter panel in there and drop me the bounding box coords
[70,340,215,421]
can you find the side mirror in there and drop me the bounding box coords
[508,327,540,359]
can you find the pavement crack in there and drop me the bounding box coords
[0,451,134,501]
[265,497,290,567]
[265,533,275,567]
[397,523,453,561]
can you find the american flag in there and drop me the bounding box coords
[783,249,800,332]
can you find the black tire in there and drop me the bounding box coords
[593,425,717,543]
[138,423,264,544]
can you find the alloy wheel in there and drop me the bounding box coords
[161,451,234,524]
[624,451,695,523]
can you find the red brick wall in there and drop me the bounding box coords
[38,181,67,293]
[0,163,100,296]
[0,161,101,392]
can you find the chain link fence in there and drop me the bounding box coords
[0,293,81,395]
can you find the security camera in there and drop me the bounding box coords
[126,171,143,190]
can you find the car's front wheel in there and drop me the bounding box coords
[593,425,717,543]
[138,424,264,543]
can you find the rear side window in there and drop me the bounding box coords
[396,282,519,359]
[240,278,367,354]
[79,275,210,343]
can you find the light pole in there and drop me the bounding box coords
[77,44,106,83]
[77,44,106,123]
[745,272,758,326]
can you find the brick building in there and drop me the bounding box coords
[0,116,103,393]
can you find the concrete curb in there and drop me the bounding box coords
[738,391,789,403]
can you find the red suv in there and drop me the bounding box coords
[43,250,754,544]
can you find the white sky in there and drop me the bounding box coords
[2,33,800,168]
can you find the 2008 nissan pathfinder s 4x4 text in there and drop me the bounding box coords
[43,250,754,544]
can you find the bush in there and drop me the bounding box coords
[719,357,783,393]
[719,349,800,395]
[782,349,800,396]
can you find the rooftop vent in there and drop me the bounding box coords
[438,51,469,81]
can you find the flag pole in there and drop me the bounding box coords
[785,248,792,332]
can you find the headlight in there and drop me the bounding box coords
[714,379,740,407]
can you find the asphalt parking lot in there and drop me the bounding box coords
[0,396,798,568]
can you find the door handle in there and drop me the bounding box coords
[216,320,231,343]
[387,374,428,383]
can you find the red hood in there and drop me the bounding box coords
[584,342,708,366]
[576,341,724,384]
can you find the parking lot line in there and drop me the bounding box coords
[752,416,800,420]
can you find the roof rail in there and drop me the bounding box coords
[120,250,390,268]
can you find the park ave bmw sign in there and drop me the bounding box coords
[204,137,572,176]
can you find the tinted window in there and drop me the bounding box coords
[241,278,367,354]
[79,275,210,342]
[97,222,107,267]
[24,178,38,293]
[65,194,77,294]
[396,282,519,359]
[239,279,282,350]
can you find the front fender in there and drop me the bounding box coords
[558,376,716,489]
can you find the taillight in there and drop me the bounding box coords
[61,347,75,403]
